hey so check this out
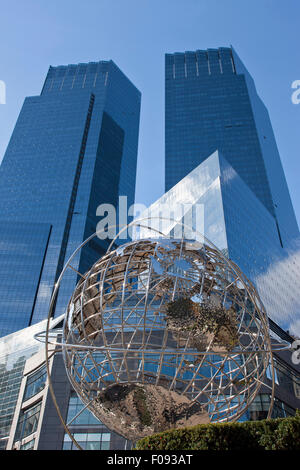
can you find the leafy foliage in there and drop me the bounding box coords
[136,411,300,450]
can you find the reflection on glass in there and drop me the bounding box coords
[24,365,47,401]
[15,402,41,441]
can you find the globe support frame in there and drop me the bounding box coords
[43,218,279,450]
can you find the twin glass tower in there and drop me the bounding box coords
[0,47,299,340]
[0,61,141,337]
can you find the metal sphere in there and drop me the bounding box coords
[62,238,272,441]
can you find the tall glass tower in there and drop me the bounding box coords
[0,60,141,337]
[165,47,299,247]
[164,47,300,334]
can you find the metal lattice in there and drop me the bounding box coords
[62,237,272,441]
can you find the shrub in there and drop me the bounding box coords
[135,411,300,450]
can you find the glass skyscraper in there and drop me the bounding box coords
[0,60,141,337]
[165,47,299,247]
[164,47,300,334]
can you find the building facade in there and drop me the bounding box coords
[0,316,61,449]
[0,60,141,337]
[165,47,299,247]
[1,318,130,450]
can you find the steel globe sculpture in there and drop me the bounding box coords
[62,233,273,441]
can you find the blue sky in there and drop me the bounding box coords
[0,0,299,224]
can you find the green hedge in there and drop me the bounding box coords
[136,410,300,450]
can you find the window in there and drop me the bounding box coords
[20,438,35,450]
[266,361,279,384]
[15,402,41,441]
[247,394,295,421]
[23,365,47,401]
[63,432,111,450]
[273,358,300,398]
[66,392,100,426]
